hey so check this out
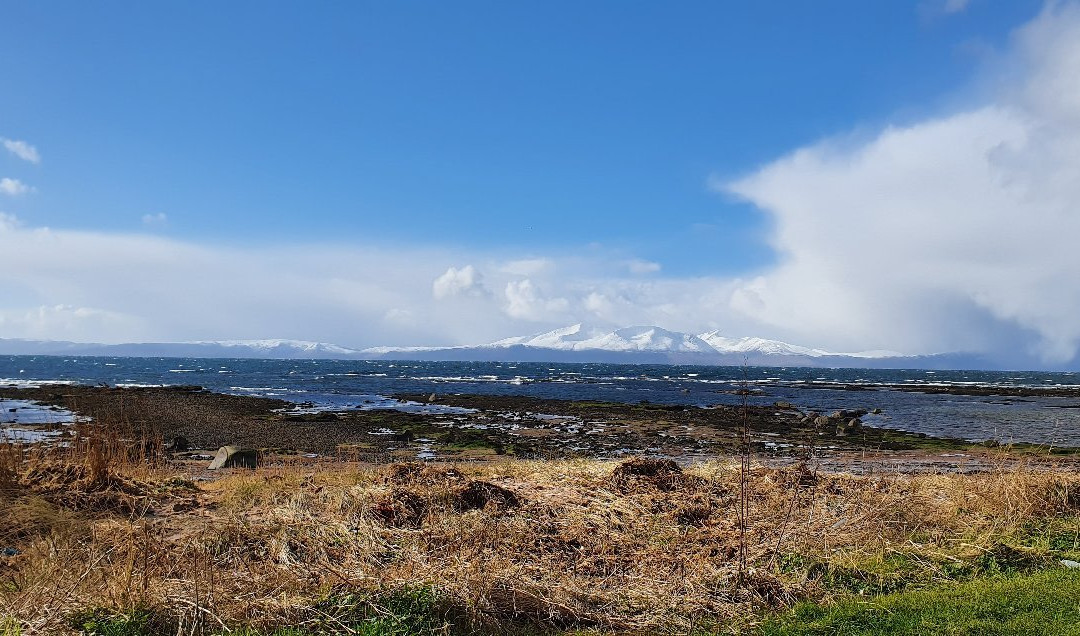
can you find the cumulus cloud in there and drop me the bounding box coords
[2,138,40,164]
[625,259,661,275]
[0,178,32,196]
[432,265,489,299]
[504,279,570,320]
[720,2,1080,363]
[141,212,168,226]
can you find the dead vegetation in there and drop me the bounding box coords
[1,425,1080,635]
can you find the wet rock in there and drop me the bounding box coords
[207,445,257,470]
[829,409,866,420]
[834,417,862,437]
[774,401,795,409]
[165,436,189,453]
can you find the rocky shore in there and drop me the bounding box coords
[4,383,1072,473]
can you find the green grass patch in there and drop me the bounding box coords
[761,568,1080,635]
[297,585,462,636]
[68,607,168,636]
[1021,517,1080,557]
[69,587,464,636]
[1,615,22,636]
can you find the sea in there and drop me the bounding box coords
[3,355,1080,447]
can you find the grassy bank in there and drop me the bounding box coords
[3,428,1080,634]
[762,568,1080,635]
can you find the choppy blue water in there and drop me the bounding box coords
[3,356,1080,447]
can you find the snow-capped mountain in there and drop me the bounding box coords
[697,331,833,358]
[0,338,364,359]
[489,324,715,353]
[360,324,924,366]
[0,327,974,368]
[697,331,904,359]
[189,339,361,356]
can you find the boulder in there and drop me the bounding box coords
[813,415,832,428]
[207,445,257,470]
[834,417,863,437]
[165,436,189,453]
[830,409,867,420]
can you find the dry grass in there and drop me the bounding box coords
[1,430,1079,634]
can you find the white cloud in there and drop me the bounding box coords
[0,178,32,196]
[943,0,971,14]
[720,2,1080,363]
[0,304,144,343]
[0,212,20,231]
[625,259,661,274]
[432,265,489,299]
[499,258,553,276]
[2,139,40,164]
[141,212,168,226]
[504,279,570,321]
[0,214,743,348]
[919,0,971,19]
[383,307,416,325]
[583,291,612,315]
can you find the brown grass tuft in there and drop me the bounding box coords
[2,440,1080,634]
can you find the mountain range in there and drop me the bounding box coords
[0,324,987,369]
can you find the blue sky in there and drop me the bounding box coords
[3,1,1080,368]
[2,1,1040,271]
